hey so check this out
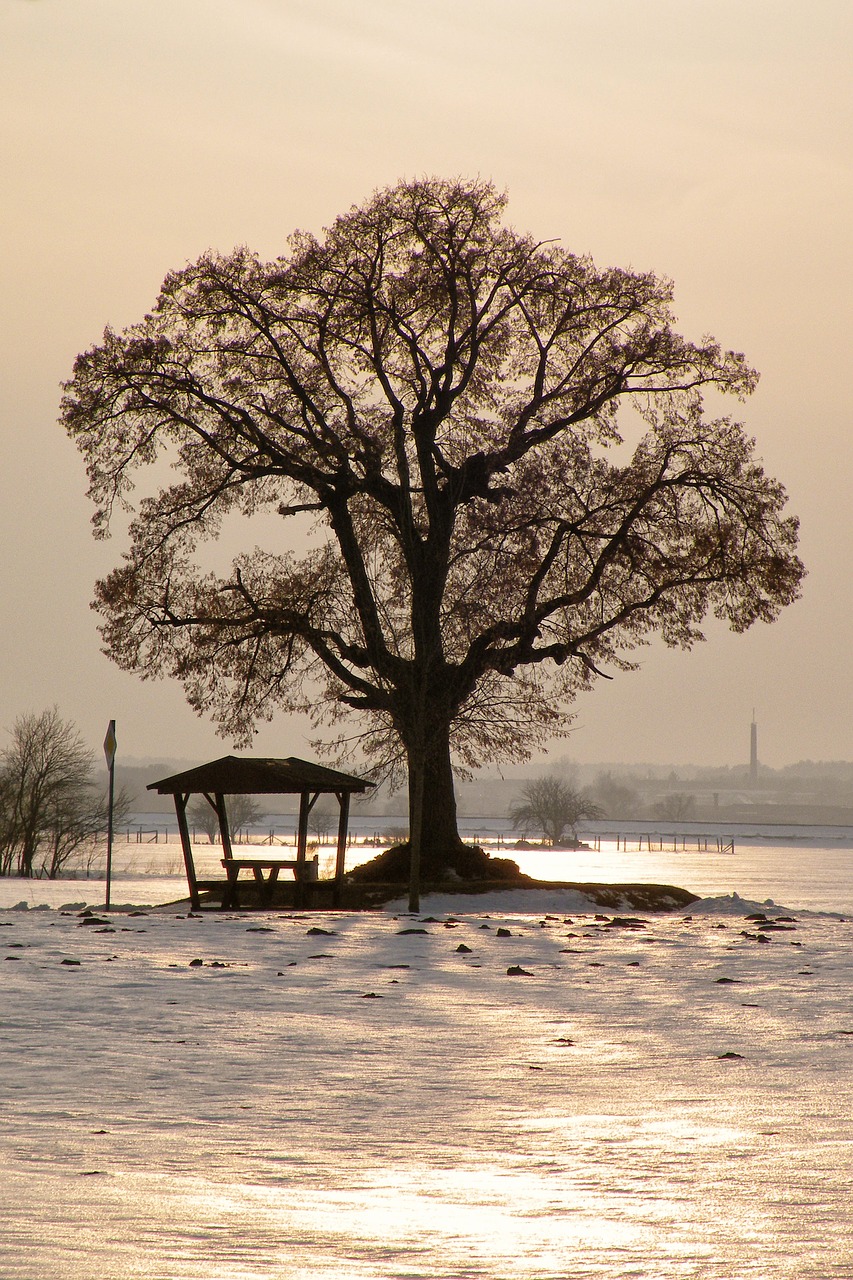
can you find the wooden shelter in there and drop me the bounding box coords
[148,756,373,910]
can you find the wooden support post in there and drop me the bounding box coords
[333,791,350,908]
[295,791,311,908]
[212,793,234,908]
[174,792,199,911]
[212,793,232,861]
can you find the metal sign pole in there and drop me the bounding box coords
[103,720,117,911]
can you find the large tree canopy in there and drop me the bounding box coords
[62,177,803,872]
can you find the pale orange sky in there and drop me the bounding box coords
[1,0,851,770]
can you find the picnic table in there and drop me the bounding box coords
[147,756,373,911]
[219,857,310,909]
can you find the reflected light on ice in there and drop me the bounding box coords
[183,1166,649,1273]
[1,907,851,1277]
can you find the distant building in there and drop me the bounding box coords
[750,715,758,786]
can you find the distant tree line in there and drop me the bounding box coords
[0,708,130,878]
[505,758,853,833]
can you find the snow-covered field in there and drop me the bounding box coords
[4,826,852,915]
[2,891,851,1278]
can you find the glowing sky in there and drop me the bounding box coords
[1,0,851,768]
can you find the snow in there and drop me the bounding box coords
[686,892,783,916]
[2,897,852,1278]
[383,887,610,915]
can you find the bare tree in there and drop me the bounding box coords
[510,776,601,845]
[227,794,265,841]
[653,792,696,821]
[187,794,264,843]
[62,177,803,877]
[589,771,639,820]
[0,708,130,878]
[186,798,219,844]
[308,798,335,842]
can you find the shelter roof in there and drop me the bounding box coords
[147,755,373,797]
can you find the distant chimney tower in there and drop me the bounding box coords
[749,712,758,786]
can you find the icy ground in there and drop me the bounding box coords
[1,899,852,1279]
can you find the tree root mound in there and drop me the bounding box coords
[347,841,532,885]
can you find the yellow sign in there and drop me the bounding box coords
[103,720,117,770]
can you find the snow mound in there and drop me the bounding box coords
[688,891,785,916]
[383,887,610,915]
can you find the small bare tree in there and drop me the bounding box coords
[589,771,639,820]
[510,776,601,846]
[653,793,696,821]
[307,798,335,843]
[187,798,219,844]
[188,794,264,843]
[0,708,130,878]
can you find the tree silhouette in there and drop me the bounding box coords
[0,708,130,878]
[62,177,803,876]
[510,777,601,845]
[188,794,264,843]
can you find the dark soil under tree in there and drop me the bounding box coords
[346,840,530,885]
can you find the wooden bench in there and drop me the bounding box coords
[219,858,303,909]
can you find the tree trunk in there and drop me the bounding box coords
[406,728,464,873]
[350,715,524,889]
